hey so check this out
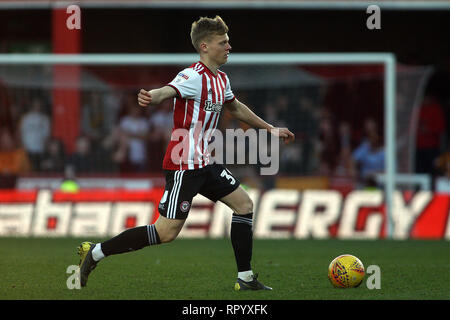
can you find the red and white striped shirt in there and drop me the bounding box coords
[163,61,235,170]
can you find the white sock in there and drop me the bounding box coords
[238,270,254,282]
[91,243,105,262]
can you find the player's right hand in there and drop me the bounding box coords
[138,89,152,107]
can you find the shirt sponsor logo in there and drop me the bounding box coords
[204,100,222,113]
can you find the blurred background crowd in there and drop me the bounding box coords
[1,77,448,190]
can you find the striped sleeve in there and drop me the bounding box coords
[223,73,235,103]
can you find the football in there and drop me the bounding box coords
[328,254,365,288]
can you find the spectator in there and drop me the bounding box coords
[317,109,339,175]
[102,90,122,129]
[263,95,303,175]
[147,101,173,171]
[415,93,446,174]
[40,138,66,173]
[148,100,173,144]
[81,91,108,143]
[118,104,150,172]
[18,96,50,170]
[262,102,279,127]
[280,141,302,174]
[295,96,320,174]
[68,136,99,174]
[351,118,385,187]
[274,93,290,121]
[0,128,30,188]
[335,121,355,176]
[101,125,126,172]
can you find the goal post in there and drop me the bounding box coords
[0,52,397,237]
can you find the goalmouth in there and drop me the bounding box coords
[0,52,397,237]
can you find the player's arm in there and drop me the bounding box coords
[225,98,295,144]
[137,86,177,107]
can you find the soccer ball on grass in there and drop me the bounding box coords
[328,254,365,288]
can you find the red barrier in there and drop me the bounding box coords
[0,189,448,239]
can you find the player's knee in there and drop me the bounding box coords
[159,231,178,243]
[154,216,185,243]
[235,197,253,215]
[155,224,179,243]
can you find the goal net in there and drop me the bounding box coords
[0,53,433,238]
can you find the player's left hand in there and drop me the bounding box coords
[270,127,295,144]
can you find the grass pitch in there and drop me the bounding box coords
[0,238,449,300]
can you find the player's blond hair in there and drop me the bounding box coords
[190,15,229,52]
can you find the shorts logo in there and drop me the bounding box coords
[180,200,190,213]
[160,191,168,203]
[159,191,168,209]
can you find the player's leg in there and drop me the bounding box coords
[220,186,253,274]
[219,184,254,274]
[220,186,271,290]
[78,169,195,287]
[200,164,271,290]
[77,217,186,287]
[96,215,185,257]
[154,215,186,243]
[219,184,253,214]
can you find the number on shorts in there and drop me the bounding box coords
[220,169,236,185]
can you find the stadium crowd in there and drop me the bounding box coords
[0,81,448,190]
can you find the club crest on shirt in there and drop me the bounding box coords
[204,100,222,113]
